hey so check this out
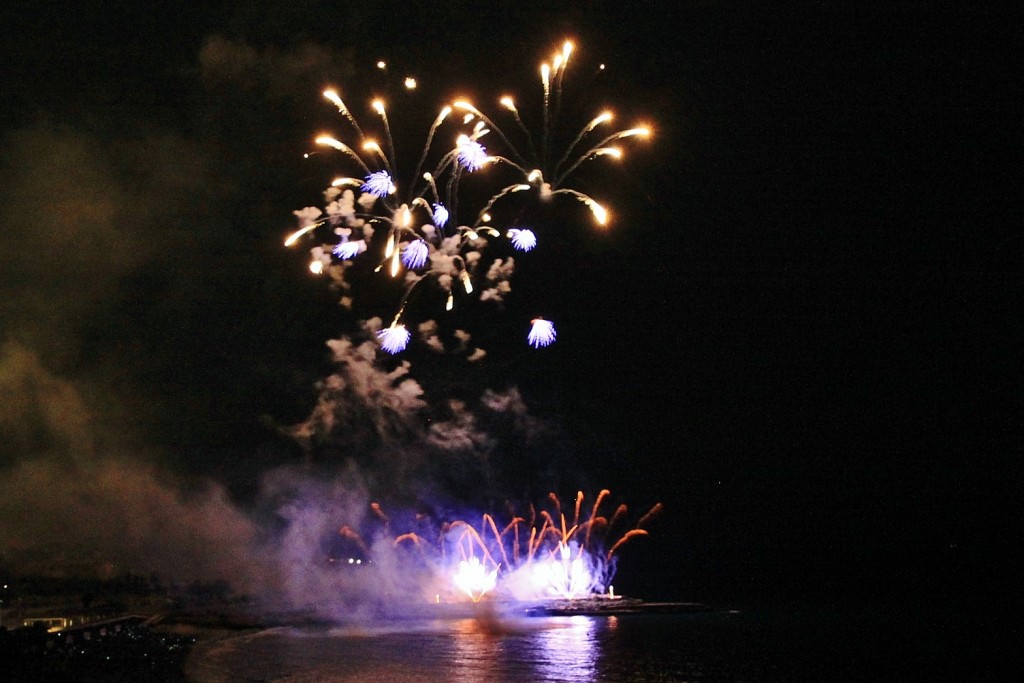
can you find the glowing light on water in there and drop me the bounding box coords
[533,614,599,682]
[528,318,557,348]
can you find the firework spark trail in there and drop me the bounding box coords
[483,513,511,569]
[333,491,659,602]
[553,41,573,122]
[637,502,665,529]
[290,80,528,354]
[325,491,655,602]
[608,503,629,535]
[573,490,584,529]
[315,94,460,230]
[412,106,452,189]
[450,521,499,567]
[503,517,525,565]
[548,491,562,518]
[452,100,526,169]
[540,62,551,166]
[323,89,366,140]
[287,41,652,353]
[372,99,398,178]
[370,501,390,527]
[338,525,371,556]
[552,110,613,180]
[553,127,650,188]
[585,489,611,547]
[606,529,648,561]
[467,40,650,234]
[499,95,539,165]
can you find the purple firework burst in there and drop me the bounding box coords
[401,240,429,269]
[377,324,411,354]
[527,318,557,348]
[361,170,395,197]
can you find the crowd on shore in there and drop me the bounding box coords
[1,619,196,682]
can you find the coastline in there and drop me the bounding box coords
[178,624,269,683]
[177,598,720,681]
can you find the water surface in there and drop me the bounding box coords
[186,611,796,682]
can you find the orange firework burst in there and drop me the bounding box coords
[334,491,660,603]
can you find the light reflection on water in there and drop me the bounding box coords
[533,616,598,682]
[186,612,778,682]
[449,618,505,681]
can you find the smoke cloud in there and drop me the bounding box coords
[0,341,262,588]
[0,330,570,608]
[0,31,621,615]
[198,35,355,101]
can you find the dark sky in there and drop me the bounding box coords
[0,2,1015,609]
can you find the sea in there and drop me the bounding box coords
[181,603,978,682]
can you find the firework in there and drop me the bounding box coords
[507,228,538,252]
[401,240,430,269]
[376,323,411,354]
[342,491,660,604]
[288,83,517,355]
[463,41,651,232]
[287,42,651,352]
[452,555,499,602]
[527,318,557,348]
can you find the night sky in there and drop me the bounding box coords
[0,1,1016,617]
